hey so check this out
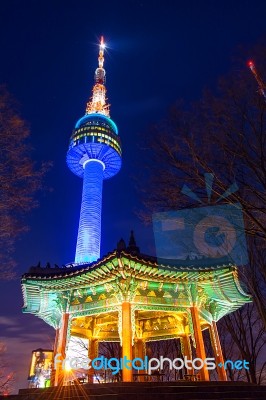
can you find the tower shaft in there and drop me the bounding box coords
[75,160,104,263]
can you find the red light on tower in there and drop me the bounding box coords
[247,59,266,102]
[247,60,254,69]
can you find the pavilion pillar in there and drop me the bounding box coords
[190,307,209,381]
[53,312,69,386]
[50,328,59,386]
[133,339,146,381]
[88,338,98,383]
[121,301,133,382]
[181,334,193,376]
[209,321,227,381]
[134,338,145,359]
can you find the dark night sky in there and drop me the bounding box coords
[0,0,266,393]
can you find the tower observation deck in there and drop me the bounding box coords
[67,37,122,264]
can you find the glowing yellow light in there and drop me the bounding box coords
[64,361,72,372]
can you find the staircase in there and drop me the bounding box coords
[2,381,266,400]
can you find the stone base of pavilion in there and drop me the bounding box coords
[2,381,266,400]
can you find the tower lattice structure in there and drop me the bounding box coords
[67,37,122,264]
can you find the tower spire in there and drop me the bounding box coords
[86,36,110,117]
[98,36,105,69]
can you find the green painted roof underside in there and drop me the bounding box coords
[21,251,251,329]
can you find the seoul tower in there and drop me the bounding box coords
[67,37,122,264]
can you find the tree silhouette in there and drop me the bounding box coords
[0,86,49,279]
[0,342,13,395]
[138,39,266,382]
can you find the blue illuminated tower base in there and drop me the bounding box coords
[75,160,104,263]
